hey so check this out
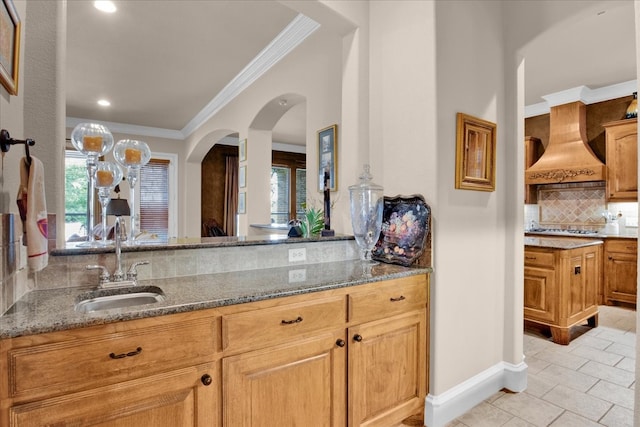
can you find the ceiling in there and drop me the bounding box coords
[522,0,636,107]
[66,1,637,145]
[66,0,306,145]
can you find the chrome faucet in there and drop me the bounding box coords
[86,216,149,288]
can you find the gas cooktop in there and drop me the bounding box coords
[527,228,600,236]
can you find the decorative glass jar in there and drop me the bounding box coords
[348,165,384,262]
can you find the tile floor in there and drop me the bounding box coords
[447,305,637,427]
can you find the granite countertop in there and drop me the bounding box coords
[0,261,431,339]
[525,229,637,239]
[54,234,354,256]
[525,236,604,250]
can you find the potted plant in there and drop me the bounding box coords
[299,206,325,238]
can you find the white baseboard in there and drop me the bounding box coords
[424,360,527,427]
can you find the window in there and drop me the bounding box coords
[140,158,170,240]
[64,150,89,240]
[270,167,290,224]
[295,168,306,219]
[270,151,306,224]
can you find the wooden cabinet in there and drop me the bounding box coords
[220,275,428,427]
[604,239,637,306]
[0,310,221,426]
[524,136,542,204]
[223,331,346,426]
[8,363,218,427]
[348,310,427,427]
[605,119,637,201]
[524,244,601,345]
[1,274,429,427]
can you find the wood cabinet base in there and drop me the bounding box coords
[524,244,601,345]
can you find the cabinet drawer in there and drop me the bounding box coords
[349,276,427,324]
[7,315,217,400]
[606,239,637,254]
[222,296,346,353]
[524,250,554,268]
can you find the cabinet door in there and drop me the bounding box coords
[349,310,426,427]
[605,251,637,304]
[524,266,556,324]
[606,120,637,201]
[565,251,598,323]
[8,363,218,427]
[223,331,346,427]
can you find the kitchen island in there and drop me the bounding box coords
[524,236,603,344]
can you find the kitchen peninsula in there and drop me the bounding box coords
[0,236,431,426]
[524,236,602,345]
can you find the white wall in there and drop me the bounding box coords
[184,24,344,237]
[432,0,515,392]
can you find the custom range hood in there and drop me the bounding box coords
[525,101,606,184]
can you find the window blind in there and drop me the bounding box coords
[140,158,169,239]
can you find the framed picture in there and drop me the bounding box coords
[238,192,246,214]
[0,0,21,96]
[318,124,337,191]
[239,138,247,162]
[239,165,246,188]
[455,113,496,192]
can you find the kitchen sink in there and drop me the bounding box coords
[74,286,165,313]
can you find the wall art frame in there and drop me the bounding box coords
[455,112,496,192]
[239,165,246,188]
[0,0,21,96]
[239,138,247,162]
[238,192,246,214]
[318,124,337,191]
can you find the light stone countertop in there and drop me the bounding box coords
[0,260,431,339]
[524,236,604,250]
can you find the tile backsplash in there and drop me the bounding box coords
[525,182,639,231]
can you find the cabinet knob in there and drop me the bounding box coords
[201,374,213,386]
[353,334,363,342]
[335,339,346,347]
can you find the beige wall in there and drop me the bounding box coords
[0,0,27,215]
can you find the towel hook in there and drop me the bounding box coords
[1,129,36,165]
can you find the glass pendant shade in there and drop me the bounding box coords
[349,165,384,262]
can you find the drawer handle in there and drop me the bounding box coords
[353,334,363,342]
[281,316,303,325]
[390,295,406,302]
[525,256,536,260]
[201,374,213,386]
[109,347,142,359]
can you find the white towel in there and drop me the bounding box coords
[17,156,48,272]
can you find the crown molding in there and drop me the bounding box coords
[66,117,185,140]
[181,13,320,137]
[525,80,637,118]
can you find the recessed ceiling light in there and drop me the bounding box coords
[97,99,111,107]
[94,1,116,13]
